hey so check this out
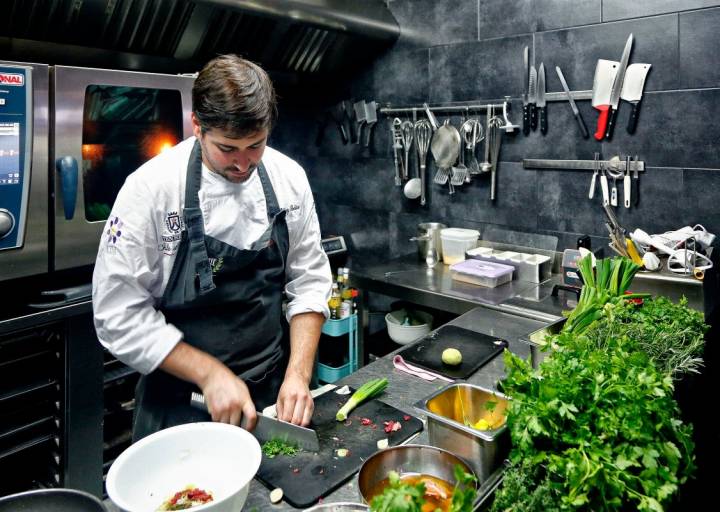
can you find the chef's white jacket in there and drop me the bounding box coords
[92,137,332,374]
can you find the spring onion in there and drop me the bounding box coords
[336,377,388,421]
[563,256,650,334]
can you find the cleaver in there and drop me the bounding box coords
[591,59,619,141]
[621,63,651,134]
[190,391,320,452]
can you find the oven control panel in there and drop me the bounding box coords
[0,65,32,249]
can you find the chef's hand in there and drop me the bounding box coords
[200,364,257,430]
[276,371,314,426]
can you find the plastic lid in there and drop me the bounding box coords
[440,228,480,241]
[450,259,514,278]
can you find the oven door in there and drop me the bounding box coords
[52,66,193,271]
[0,61,49,281]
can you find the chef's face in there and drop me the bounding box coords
[192,113,268,184]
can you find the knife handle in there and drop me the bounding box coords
[530,105,537,130]
[523,104,530,135]
[624,173,631,208]
[627,102,641,134]
[605,108,618,139]
[594,105,610,141]
[632,175,640,207]
[539,106,547,135]
[600,174,609,206]
[575,112,589,139]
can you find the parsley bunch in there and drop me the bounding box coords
[261,438,299,458]
[497,331,695,512]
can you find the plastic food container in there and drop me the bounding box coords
[449,259,514,288]
[440,228,480,265]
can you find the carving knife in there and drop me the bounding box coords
[190,391,320,452]
[522,46,530,135]
[537,63,547,135]
[529,65,538,130]
[621,63,651,134]
[604,33,634,139]
[556,66,589,138]
[592,59,619,140]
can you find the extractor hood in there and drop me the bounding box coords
[0,0,399,79]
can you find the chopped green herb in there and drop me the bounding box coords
[261,438,299,458]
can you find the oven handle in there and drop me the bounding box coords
[56,156,78,220]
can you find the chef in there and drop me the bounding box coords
[92,54,332,441]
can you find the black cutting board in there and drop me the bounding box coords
[397,325,508,380]
[255,388,423,508]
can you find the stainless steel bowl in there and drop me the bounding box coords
[414,383,509,482]
[0,489,107,512]
[303,503,369,511]
[357,444,475,506]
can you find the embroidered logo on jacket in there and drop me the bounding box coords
[106,217,123,246]
[210,257,224,274]
[165,211,183,233]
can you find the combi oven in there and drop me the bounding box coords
[0,61,194,283]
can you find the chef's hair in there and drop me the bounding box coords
[192,54,278,137]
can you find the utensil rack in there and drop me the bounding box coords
[544,90,594,102]
[379,97,519,132]
[523,157,645,172]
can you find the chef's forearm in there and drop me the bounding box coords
[287,311,324,383]
[159,340,226,388]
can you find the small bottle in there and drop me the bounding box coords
[328,283,342,320]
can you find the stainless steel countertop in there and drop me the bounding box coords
[240,306,547,510]
[350,254,570,323]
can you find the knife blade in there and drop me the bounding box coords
[522,46,530,135]
[537,63,547,135]
[529,65,538,130]
[592,59,619,140]
[604,34,634,139]
[190,392,320,452]
[556,66,589,138]
[621,63,651,134]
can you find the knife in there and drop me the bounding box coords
[190,392,320,452]
[604,34,634,140]
[528,65,538,131]
[537,63,547,135]
[621,63,651,134]
[556,66,589,138]
[522,46,530,135]
[592,59,619,140]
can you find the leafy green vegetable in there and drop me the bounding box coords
[261,438,299,458]
[370,470,426,512]
[369,465,477,512]
[584,296,706,379]
[497,329,695,511]
[491,460,565,512]
[562,256,649,335]
[336,378,388,421]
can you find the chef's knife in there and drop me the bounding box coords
[190,392,320,452]
[537,63,547,135]
[604,34,634,140]
[592,59,619,140]
[522,46,530,135]
[529,65,538,131]
[621,63,651,134]
[556,66,589,138]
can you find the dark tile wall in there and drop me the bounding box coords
[270,0,720,260]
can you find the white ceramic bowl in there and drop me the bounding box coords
[106,422,261,512]
[385,310,433,345]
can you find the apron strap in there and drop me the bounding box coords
[183,140,216,294]
[257,161,281,217]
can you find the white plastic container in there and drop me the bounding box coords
[385,310,433,345]
[440,228,480,265]
[449,259,514,288]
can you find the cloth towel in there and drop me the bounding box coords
[392,354,454,382]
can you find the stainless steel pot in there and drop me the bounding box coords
[0,489,108,512]
[410,222,446,262]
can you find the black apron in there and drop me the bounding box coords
[133,141,290,441]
